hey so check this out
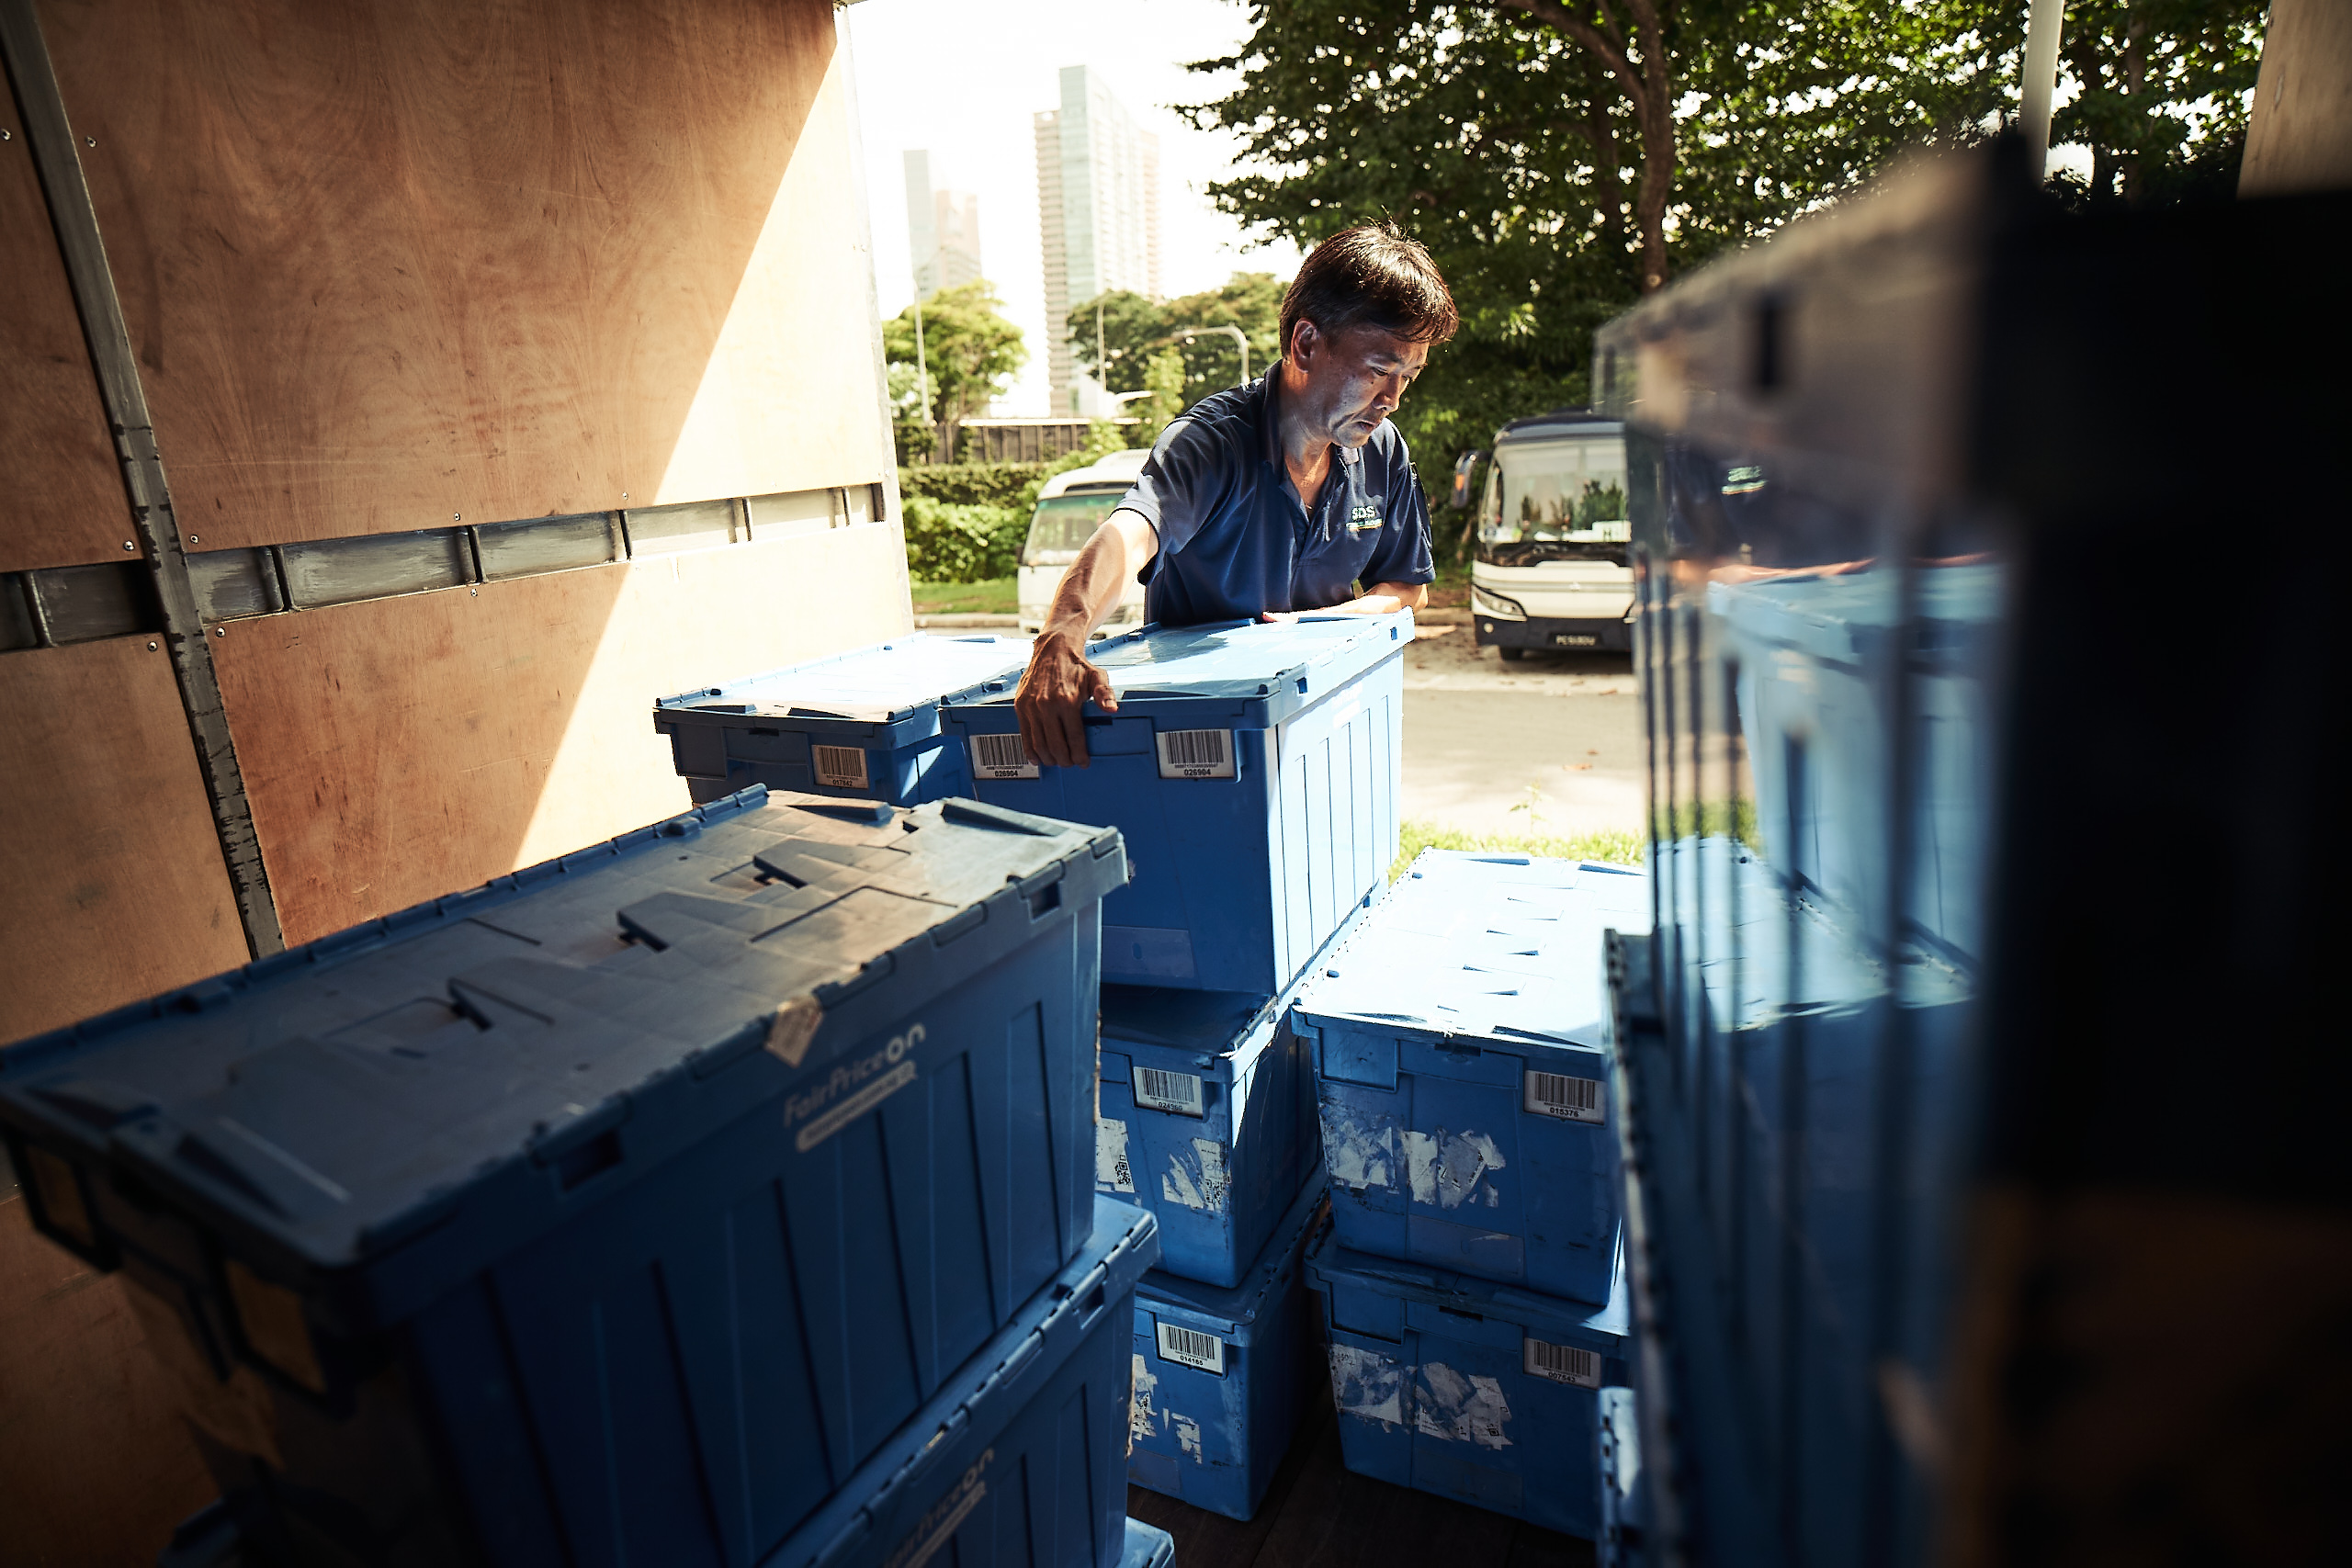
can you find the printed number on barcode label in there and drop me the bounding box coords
[1524,1068,1605,1124]
[812,744,868,790]
[1157,1322,1226,1375]
[1155,728,1237,780]
[1523,1337,1601,1388]
[969,732,1039,780]
[1133,1066,1205,1117]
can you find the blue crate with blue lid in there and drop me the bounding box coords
[157,1198,1161,1568]
[1127,1177,1325,1521]
[1295,849,1649,1306]
[765,1195,1158,1568]
[1095,980,1322,1289]
[1117,1518,1176,1568]
[653,633,1031,806]
[1306,1221,1631,1540]
[942,614,1408,995]
[0,785,1122,1568]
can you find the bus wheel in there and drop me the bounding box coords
[1498,646,1525,662]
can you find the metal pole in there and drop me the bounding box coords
[2020,0,2067,177]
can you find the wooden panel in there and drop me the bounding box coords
[215,524,912,945]
[41,0,890,551]
[0,1192,212,1568]
[0,88,130,573]
[0,637,250,1042]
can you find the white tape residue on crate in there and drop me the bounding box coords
[1416,1362,1514,1450]
[1160,1138,1231,1213]
[1318,1104,1397,1190]
[1095,1117,1135,1193]
[1403,1128,1507,1211]
[1130,1353,1159,1442]
[1329,1344,1408,1429]
[1174,1412,1205,1462]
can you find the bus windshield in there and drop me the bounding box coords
[1022,491,1123,564]
[1477,435,1630,565]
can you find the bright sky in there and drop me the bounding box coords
[842,0,1302,416]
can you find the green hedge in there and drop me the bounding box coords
[899,462,1050,510]
[900,494,1027,583]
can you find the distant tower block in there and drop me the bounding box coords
[905,149,984,300]
[1035,66,1162,415]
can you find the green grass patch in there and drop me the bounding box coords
[910,579,1017,615]
[1390,818,1645,883]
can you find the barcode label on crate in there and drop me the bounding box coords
[1133,1066,1205,1117]
[1524,1068,1605,1123]
[1155,728,1237,780]
[1157,1322,1226,1375]
[1523,1337,1602,1389]
[811,744,869,790]
[968,732,1039,780]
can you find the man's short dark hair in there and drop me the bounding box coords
[1279,223,1459,357]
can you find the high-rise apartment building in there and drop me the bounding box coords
[904,150,983,300]
[1035,66,1160,414]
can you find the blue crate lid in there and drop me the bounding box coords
[0,789,1123,1291]
[653,635,1032,745]
[1705,563,1999,666]
[945,613,1410,728]
[1099,984,1282,1064]
[1293,851,1650,1053]
[1307,1213,1633,1343]
[1118,1517,1177,1568]
[1137,1175,1327,1337]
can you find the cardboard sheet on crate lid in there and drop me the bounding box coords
[655,635,1032,728]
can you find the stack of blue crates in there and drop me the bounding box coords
[1294,849,1650,1539]
[652,634,1031,807]
[946,615,1413,1523]
[0,785,1164,1567]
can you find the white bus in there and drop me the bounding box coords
[1455,409,1634,660]
[1015,446,1150,636]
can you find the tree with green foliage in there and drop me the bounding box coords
[882,280,1026,459]
[1182,1,2260,484]
[1133,348,1189,437]
[1068,272,1287,413]
[2049,1,2265,208]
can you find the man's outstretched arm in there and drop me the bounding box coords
[1013,510,1159,768]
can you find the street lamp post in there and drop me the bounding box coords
[1182,325,1250,388]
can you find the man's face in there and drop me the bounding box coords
[1291,322,1429,448]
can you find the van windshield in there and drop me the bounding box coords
[1023,491,1123,563]
[1478,434,1629,565]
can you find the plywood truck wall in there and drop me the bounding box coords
[1,0,904,1558]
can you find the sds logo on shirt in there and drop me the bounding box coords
[1348,497,1384,532]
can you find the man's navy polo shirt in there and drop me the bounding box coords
[1117,367,1434,626]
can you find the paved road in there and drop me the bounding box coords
[1400,626,1643,840]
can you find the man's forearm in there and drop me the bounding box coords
[1043,513,1154,644]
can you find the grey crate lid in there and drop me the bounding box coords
[653,635,1033,743]
[0,788,1122,1296]
[946,614,1410,728]
[1292,851,1650,1052]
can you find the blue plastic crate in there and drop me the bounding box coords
[1598,1386,1649,1568]
[943,615,1407,995]
[1095,981,1319,1289]
[1117,1518,1176,1568]
[654,634,1031,807]
[1295,851,1649,1305]
[1306,1224,1631,1540]
[768,1196,1159,1568]
[1127,1178,1326,1520]
[1,788,1123,1568]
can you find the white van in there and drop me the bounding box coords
[1457,409,1634,660]
[1016,446,1150,636]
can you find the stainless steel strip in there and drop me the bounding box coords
[1,0,284,956]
